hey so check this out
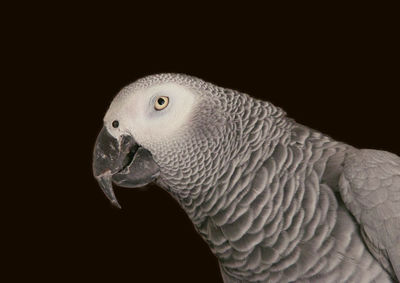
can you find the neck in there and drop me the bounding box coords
[174,113,351,280]
[176,98,293,225]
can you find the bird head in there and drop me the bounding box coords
[93,73,238,208]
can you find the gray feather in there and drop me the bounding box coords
[98,74,399,283]
[339,149,400,280]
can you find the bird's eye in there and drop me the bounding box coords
[112,120,119,128]
[154,96,169,110]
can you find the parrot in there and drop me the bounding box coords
[93,73,400,283]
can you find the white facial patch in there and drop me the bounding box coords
[104,82,197,149]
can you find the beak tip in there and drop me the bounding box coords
[111,200,122,209]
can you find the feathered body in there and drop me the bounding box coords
[94,74,400,282]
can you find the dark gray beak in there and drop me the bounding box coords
[92,127,160,208]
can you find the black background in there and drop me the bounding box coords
[6,3,399,283]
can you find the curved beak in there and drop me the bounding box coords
[92,127,160,208]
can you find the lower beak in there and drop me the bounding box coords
[92,127,160,208]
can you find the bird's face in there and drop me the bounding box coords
[93,74,229,207]
[103,82,198,153]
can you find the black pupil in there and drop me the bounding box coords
[112,120,119,128]
[157,98,165,105]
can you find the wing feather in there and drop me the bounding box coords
[339,149,400,281]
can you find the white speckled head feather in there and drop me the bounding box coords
[104,81,197,148]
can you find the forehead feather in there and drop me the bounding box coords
[104,79,200,145]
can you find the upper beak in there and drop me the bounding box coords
[92,126,160,208]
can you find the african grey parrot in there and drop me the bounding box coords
[93,73,400,283]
